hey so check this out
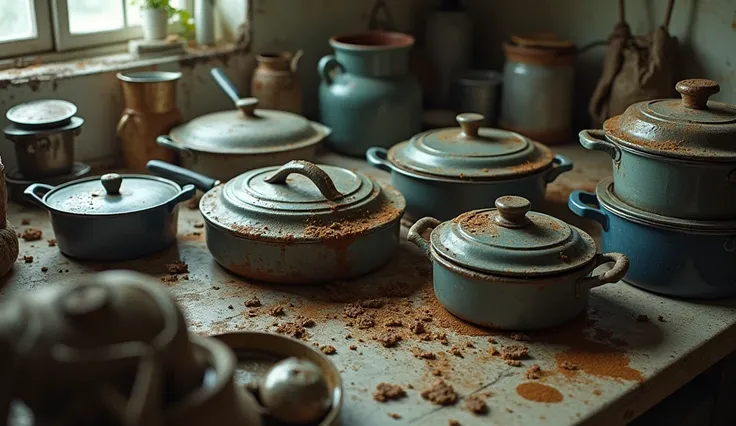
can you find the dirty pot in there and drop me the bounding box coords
[24,173,195,261]
[569,178,736,299]
[408,196,629,330]
[318,31,422,157]
[579,78,736,220]
[367,113,572,221]
[147,160,405,284]
[157,68,330,182]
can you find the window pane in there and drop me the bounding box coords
[0,0,36,42]
[126,0,184,27]
[68,0,125,34]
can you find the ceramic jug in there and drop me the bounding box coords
[251,51,303,114]
[318,31,422,157]
[116,71,181,171]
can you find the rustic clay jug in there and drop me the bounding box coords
[0,158,18,280]
[251,51,303,115]
[116,71,181,171]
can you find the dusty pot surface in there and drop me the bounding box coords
[24,173,195,260]
[408,196,628,330]
[569,178,736,299]
[580,78,736,220]
[367,113,572,221]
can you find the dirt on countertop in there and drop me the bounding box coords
[373,383,406,402]
[421,380,457,406]
[516,382,564,403]
[320,345,336,355]
[21,228,42,241]
[166,260,189,274]
[501,345,529,360]
[464,395,488,414]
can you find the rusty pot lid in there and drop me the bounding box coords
[387,113,555,180]
[6,99,78,130]
[4,116,84,138]
[431,196,597,276]
[42,173,187,215]
[168,98,328,154]
[604,79,736,161]
[201,160,405,241]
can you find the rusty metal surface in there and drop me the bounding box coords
[2,146,736,426]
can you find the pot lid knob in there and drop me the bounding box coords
[494,195,531,228]
[456,113,484,138]
[676,79,720,110]
[101,173,122,195]
[236,97,259,117]
[60,284,111,318]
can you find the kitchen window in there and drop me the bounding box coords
[0,0,193,59]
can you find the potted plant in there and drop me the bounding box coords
[133,0,194,41]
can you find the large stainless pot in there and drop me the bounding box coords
[367,113,572,221]
[157,69,330,182]
[24,173,195,260]
[579,78,736,220]
[408,195,628,330]
[147,160,405,284]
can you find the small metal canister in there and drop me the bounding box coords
[499,35,575,145]
[451,70,502,126]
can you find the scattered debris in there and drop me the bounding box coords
[432,369,442,377]
[411,321,426,335]
[464,395,488,415]
[657,315,666,322]
[488,337,496,344]
[510,333,531,342]
[343,303,365,318]
[357,316,376,329]
[376,332,401,348]
[385,318,403,327]
[21,219,30,225]
[349,345,357,350]
[525,364,541,380]
[212,286,220,290]
[489,347,500,356]
[373,383,406,402]
[360,298,385,308]
[22,228,42,241]
[505,360,522,367]
[465,342,475,348]
[23,256,33,263]
[245,296,261,307]
[275,322,305,339]
[320,345,336,355]
[194,222,204,228]
[47,239,56,247]
[269,305,285,316]
[421,380,457,406]
[296,316,315,328]
[412,348,436,360]
[227,305,234,310]
[501,345,529,360]
[166,260,189,274]
[448,346,463,357]
[561,361,578,371]
[449,421,461,426]
[636,314,649,322]
[388,413,401,420]
[41,266,48,272]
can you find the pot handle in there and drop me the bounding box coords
[318,55,344,85]
[156,135,194,159]
[146,160,221,192]
[166,184,197,213]
[23,183,54,209]
[577,252,629,292]
[545,154,573,183]
[366,147,393,173]
[568,190,609,231]
[407,217,440,259]
[579,130,621,162]
[263,160,343,201]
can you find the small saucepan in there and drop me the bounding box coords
[147,159,405,284]
[24,173,195,261]
[408,195,628,330]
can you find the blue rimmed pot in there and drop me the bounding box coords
[367,113,573,222]
[407,195,628,330]
[569,178,736,299]
[24,173,195,261]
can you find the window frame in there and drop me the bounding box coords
[0,0,54,58]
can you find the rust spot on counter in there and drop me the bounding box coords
[555,344,643,382]
[516,382,564,403]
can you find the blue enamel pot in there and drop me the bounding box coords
[568,178,736,299]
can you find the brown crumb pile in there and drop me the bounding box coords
[501,345,529,360]
[412,348,436,360]
[269,305,285,316]
[357,316,376,329]
[360,298,385,308]
[349,345,357,350]
[320,345,336,355]
[41,267,48,272]
[296,316,315,328]
[510,333,531,342]
[373,383,406,402]
[376,332,401,348]
[489,347,500,356]
[449,421,461,426]
[464,395,488,415]
[487,337,496,344]
[448,346,463,358]
[561,361,578,371]
[388,413,401,420]
[245,296,261,307]
[21,219,30,225]
[344,303,365,318]
[385,318,403,327]
[505,360,522,367]
[636,315,649,322]
[275,322,305,339]
[23,256,33,263]
[47,239,56,247]
[166,260,189,274]
[22,228,42,241]
[525,364,542,380]
[421,380,457,406]
[657,315,666,322]
[411,321,426,335]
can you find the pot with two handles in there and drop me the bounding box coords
[24,173,195,261]
[569,178,736,299]
[157,68,331,182]
[579,78,736,220]
[408,195,629,330]
[367,113,573,222]
[147,160,405,284]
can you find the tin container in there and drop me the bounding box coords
[451,70,502,126]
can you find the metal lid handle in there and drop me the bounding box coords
[457,113,484,138]
[676,79,720,110]
[236,97,259,117]
[494,196,531,228]
[264,160,343,201]
[101,173,122,195]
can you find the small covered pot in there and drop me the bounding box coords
[157,68,330,182]
[579,78,736,220]
[24,173,195,261]
[367,113,572,222]
[408,196,628,330]
[569,178,736,299]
